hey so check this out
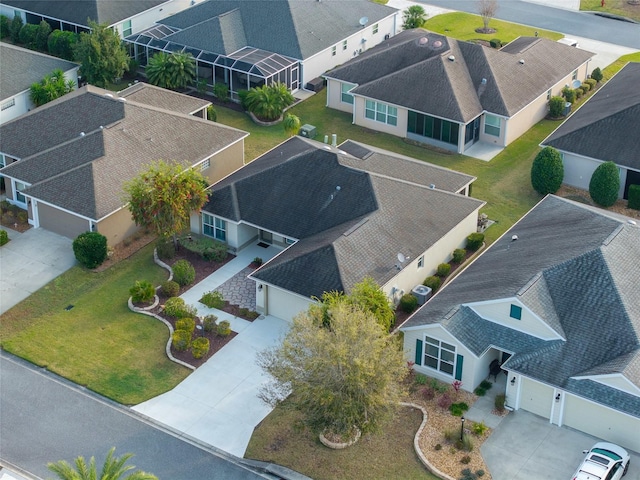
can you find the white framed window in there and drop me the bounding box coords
[341,83,354,104]
[1,99,15,111]
[200,158,210,171]
[365,100,397,126]
[572,69,578,80]
[14,181,27,204]
[122,19,132,37]
[285,237,296,245]
[331,45,336,56]
[546,88,552,100]
[417,255,424,269]
[202,213,226,242]
[484,114,501,137]
[373,23,379,34]
[342,40,347,51]
[424,336,455,376]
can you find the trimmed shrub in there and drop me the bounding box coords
[163,297,196,318]
[0,15,10,39]
[172,259,195,286]
[156,238,175,260]
[436,263,451,277]
[18,23,38,48]
[11,15,24,43]
[477,470,485,477]
[35,20,51,51]
[531,146,564,195]
[206,105,216,122]
[171,329,191,351]
[585,78,597,90]
[574,88,583,99]
[72,231,108,268]
[0,229,9,246]
[581,82,591,92]
[253,257,263,266]
[591,67,603,83]
[479,380,493,390]
[449,402,469,416]
[203,241,227,262]
[472,421,488,436]
[213,82,229,101]
[160,280,180,297]
[200,290,225,309]
[202,314,218,332]
[548,96,565,117]
[589,161,620,207]
[628,185,640,210]
[175,317,196,335]
[474,386,487,396]
[217,320,231,336]
[191,337,210,359]
[47,30,77,60]
[423,275,441,292]
[466,233,484,252]
[489,38,501,48]
[452,248,466,264]
[129,280,155,303]
[399,293,418,313]
[495,394,506,412]
[562,86,576,104]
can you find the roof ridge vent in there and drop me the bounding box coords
[343,217,369,236]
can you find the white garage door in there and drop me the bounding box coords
[266,285,312,322]
[563,394,640,453]
[520,377,553,419]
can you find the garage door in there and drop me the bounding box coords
[519,377,553,419]
[266,285,312,322]
[563,394,640,452]
[38,203,88,239]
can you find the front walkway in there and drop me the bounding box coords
[133,241,289,458]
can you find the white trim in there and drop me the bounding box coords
[571,373,640,397]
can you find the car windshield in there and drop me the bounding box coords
[592,448,622,462]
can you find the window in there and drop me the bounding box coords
[14,181,27,204]
[365,100,397,126]
[331,45,336,56]
[572,69,578,81]
[122,19,132,37]
[203,213,226,241]
[285,237,296,245]
[484,114,501,137]
[510,304,522,320]
[547,88,552,100]
[424,336,455,375]
[0,153,5,168]
[341,83,354,105]
[200,158,210,171]
[407,111,460,146]
[1,99,15,111]
[417,255,424,269]
[342,40,347,51]
[373,23,379,34]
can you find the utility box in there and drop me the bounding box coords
[299,124,317,139]
[412,285,432,305]
[563,102,572,116]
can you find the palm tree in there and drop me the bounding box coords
[283,113,301,136]
[402,5,427,29]
[145,51,195,90]
[30,68,75,107]
[244,83,295,121]
[48,447,157,480]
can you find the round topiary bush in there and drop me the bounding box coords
[466,233,484,252]
[399,293,418,313]
[175,317,196,335]
[160,280,180,297]
[191,337,210,359]
[172,259,195,286]
[217,320,231,337]
[72,231,108,268]
[423,275,441,293]
[163,297,196,318]
[0,229,9,247]
[436,263,451,277]
[171,329,191,351]
[452,248,466,264]
[202,314,218,332]
[548,96,565,118]
[129,280,155,303]
[589,161,620,207]
[591,67,603,83]
[531,146,564,195]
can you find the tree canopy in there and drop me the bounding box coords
[402,5,427,30]
[73,20,129,87]
[145,51,196,90]
[123,161,209,246]
[531,146,564,195]
[48,447,157,480]
[30,68,75,107]
[258,302,407,438]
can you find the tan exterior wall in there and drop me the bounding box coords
[97,208,141,246]
[325,79,356,114]
[519,376,553,419]
[561,152,626,199]
[470,300,562,340]
[200,141,244,185]
[563,393,640,452]
[352,95,408,137]
[262,284,313,322]
[38,203,90,239]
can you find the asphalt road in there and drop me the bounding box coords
[0,354,269,480]
[421,0,640,49]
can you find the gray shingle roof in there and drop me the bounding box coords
[204,136,483,297]
[542,62,640,171]
[159,0,397,60]
[117,82,210,115]
[1,0,166,27]
[0,85,247,219]
[327,30,593,120]
[0,42,78,101]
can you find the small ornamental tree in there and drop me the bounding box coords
[73,20,129,87]
[477,0,498,33]
[531,146,564,195]
[123,161,209,249]
[402,5,427,29]
[591,67,603,83]
[72,231,108,269]
[589,161,620,207]
[10,14,23,43]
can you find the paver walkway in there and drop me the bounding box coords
[215,266,257,310]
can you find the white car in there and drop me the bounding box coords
[572,442,630,480]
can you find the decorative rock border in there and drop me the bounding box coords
[153,248,173,281]
[128,295,159,312]
[399,402,456,480]
[319,427,361,450]
[247,111,282,126]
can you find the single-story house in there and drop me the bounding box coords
[0,0,206,37]
[0,82,248,244]
[324,30,594,157]
[541,62,640,200]
[124,0,400,100]
[191,136,484,321]
[0,42,79,124]
[400,195,640,452]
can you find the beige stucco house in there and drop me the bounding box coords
[0,83,248,245]
[324,30,594,157]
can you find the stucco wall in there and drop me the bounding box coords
[325,79,356,114]
[200,140,245,186]
[351,95,407,137]
[561,152,626,199]
[97,207,141,246]
[469,300,562,340]
[262,284,313,322]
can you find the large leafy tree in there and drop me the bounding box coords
[531,146,564,195]
[589,161,620,207]
[243,83,295,121]
[145,51,196,90]
[402,5,427,30]
[123,160,209,248]
[73,20,129,87]
[30,68,75,107]
[258,302,407,440]
[48,447,157,480]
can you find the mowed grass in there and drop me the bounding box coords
[0,243,190,405]
[423,12,563,43]
[581,0,640,22]
[246,402,436,480]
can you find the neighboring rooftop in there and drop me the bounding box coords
[117,82,211,115]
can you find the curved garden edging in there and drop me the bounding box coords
[247,111,283,126]
[399,402,456,480]
[319,427,362,449]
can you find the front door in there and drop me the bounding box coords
[259,230,272,244]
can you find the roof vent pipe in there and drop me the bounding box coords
[331,134,337,146]
[519,59,525,64]
[429,184,435,189]
[481,78,487,85]
[79,132,85,137]
[448,55,455,62]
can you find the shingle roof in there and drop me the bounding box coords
[0,85,248,219]
[159,0,397,60]
[0,42,78,101]
[542,62,640,171]
[117,82,210,115]
[204,136,483,297]
[1,0,166,27]
[327,30,593,120]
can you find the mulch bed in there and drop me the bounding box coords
[161,247,235,295]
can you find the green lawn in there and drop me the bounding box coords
[423,12,563,43]
[0,243,190,405]
[581,0,640,22]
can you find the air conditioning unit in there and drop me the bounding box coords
[412,285,432,305]
[299,124,317,139]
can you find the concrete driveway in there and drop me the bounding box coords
[0,228,76,315]
[482,410,640,479]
